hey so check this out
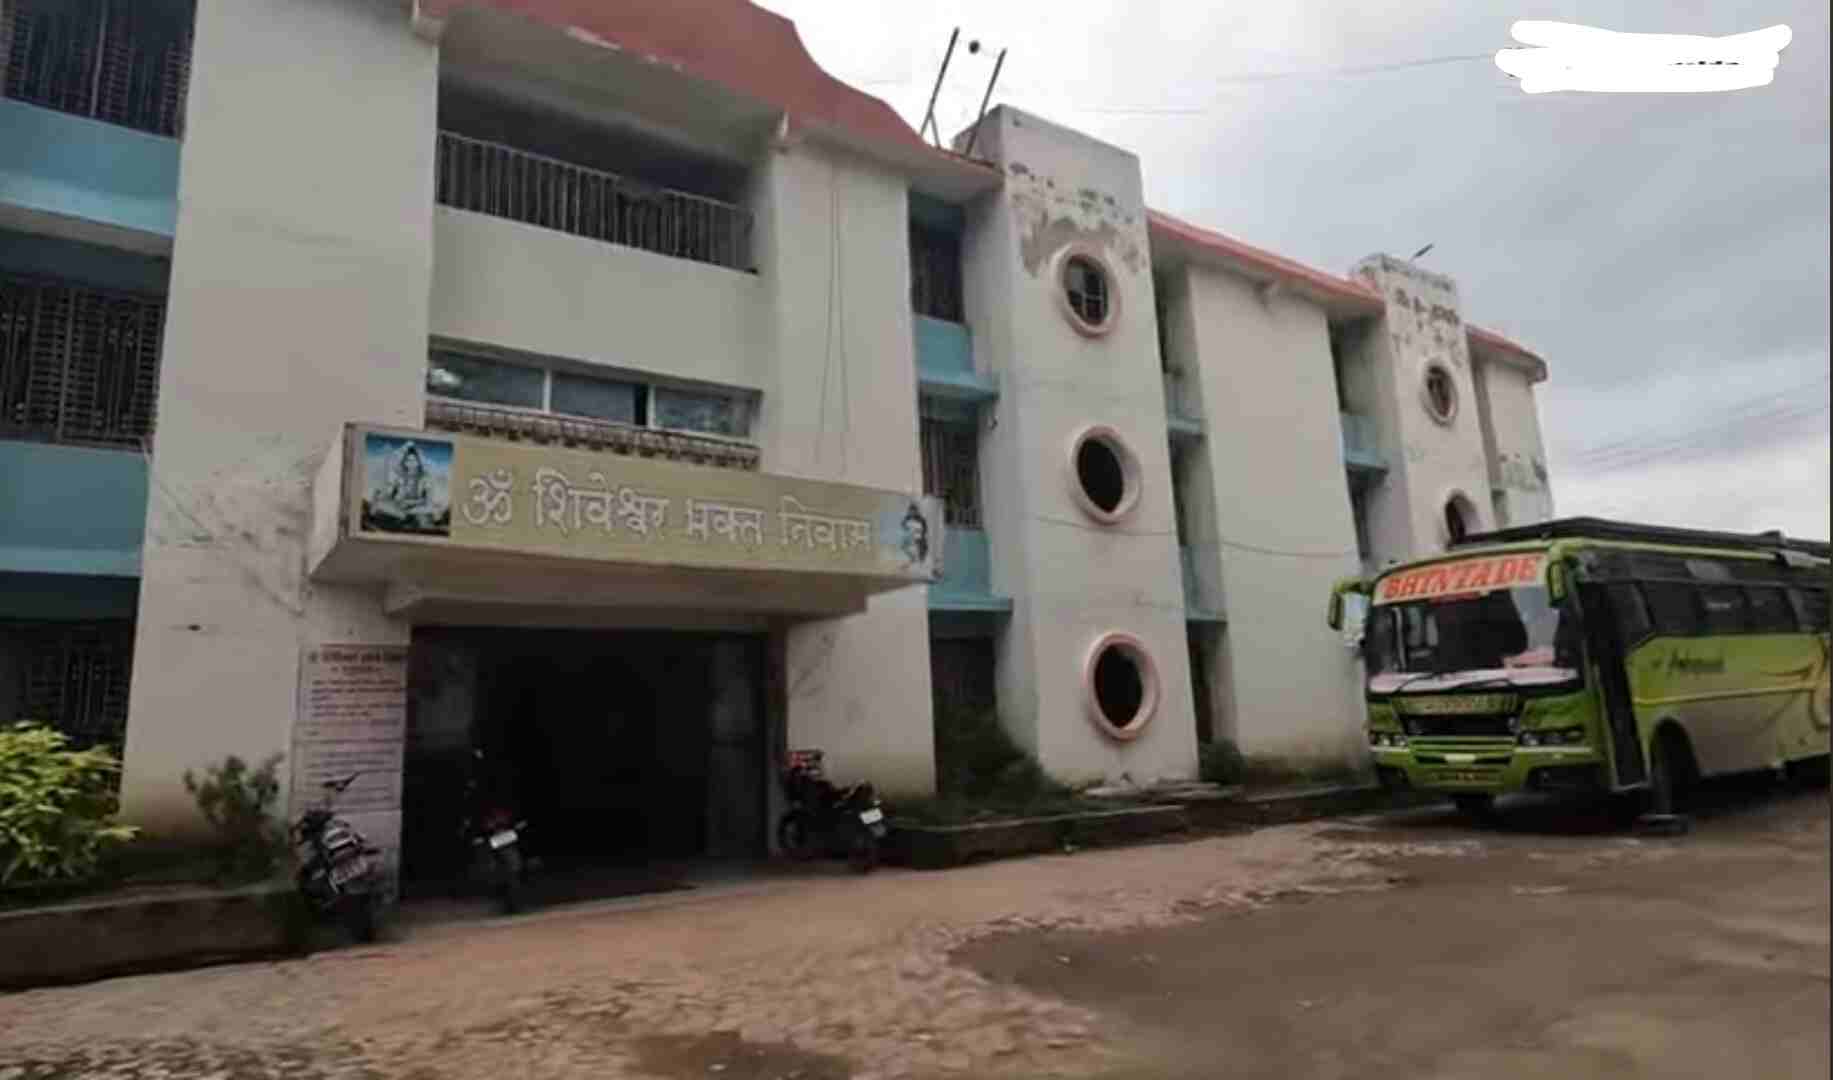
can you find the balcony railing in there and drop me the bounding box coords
[1,0,192,137]
[426,398,760,472]
[0,274,163,448]
[435,131,753,273]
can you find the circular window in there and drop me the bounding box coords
[1421,363,1458,425]
[1083,632,1160,740]
[1067,425,1142,524]
[1054,247,1119,336]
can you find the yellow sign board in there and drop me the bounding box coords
[344,425,943,582]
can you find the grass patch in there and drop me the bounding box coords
[890,707,1153,827]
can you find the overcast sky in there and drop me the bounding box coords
[760,0,1831,540]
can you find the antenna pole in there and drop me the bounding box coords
[919,28,960,148]
[960,47,1006,158]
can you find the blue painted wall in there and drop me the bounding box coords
[1340,411,1387,473]
[930,527,1004,609]
[915,315,974,378]
[0,572,138,620]
[0,230,170,294]
[0,441,148,577]
[0,99,180,241]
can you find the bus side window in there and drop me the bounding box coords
[1642,582,1701,637]
[1700,586,1748,634]
[1607,583,1653,647]
[1789,588,1830,631]
[1745,587,1797,633]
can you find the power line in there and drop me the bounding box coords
[1566,374,1830,463]
[1569,397,1830,471]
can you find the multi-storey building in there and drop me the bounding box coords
[1,0,1551,880]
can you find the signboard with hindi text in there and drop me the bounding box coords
[341,424,943,583]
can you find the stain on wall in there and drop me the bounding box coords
[1007,166,1146,277]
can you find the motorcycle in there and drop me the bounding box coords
[459,748,529,914]
[294,773,385,943]
[777,749,886,873]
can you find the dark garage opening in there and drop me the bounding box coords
[401,628,768,906]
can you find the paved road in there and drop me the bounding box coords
[1,782,1824,1079]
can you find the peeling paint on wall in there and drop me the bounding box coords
[1009,170,1146,276]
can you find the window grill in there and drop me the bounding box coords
[435,131,753,272]
[1,0,192,137]
[0,274,164,447]
[1064,255,1109,326]
[920,417,981,528]
[10,620,134,750]
[909,221,964,323]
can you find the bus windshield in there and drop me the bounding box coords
[1365,586,1582,693]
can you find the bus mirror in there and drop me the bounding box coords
[1547,562,1567,603]
[1327,593,1344,631]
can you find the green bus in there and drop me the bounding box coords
[1327,518,1830,819]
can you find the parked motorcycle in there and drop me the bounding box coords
[460,748,529,914]
[294,773,385,942]
[777,749,886,873]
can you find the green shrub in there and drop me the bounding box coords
[935,706,1068,803]
[1198,739,1246,786]
[0,723,138,887]
[184,754,286,883]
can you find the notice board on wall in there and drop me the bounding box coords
[291,644,407,893]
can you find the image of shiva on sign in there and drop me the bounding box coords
[362,434,453,536]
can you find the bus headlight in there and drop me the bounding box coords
[1520,732,1541,747]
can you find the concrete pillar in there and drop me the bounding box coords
[955,107,1197,787]
[120,0,437,842]
[747,140,936,797]
[1349,255,1495,568]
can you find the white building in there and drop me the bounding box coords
[0,0,1551,881]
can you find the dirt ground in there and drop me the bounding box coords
[0,781,1824,1079]
[965,781,1830,1079]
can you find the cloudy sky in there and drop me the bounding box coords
[760,0,1830,540]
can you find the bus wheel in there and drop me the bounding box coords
[1452,794,1498,823]
[1639,729,1692,835]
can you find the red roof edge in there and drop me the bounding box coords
[418,0,971,172]
[1146,208,1381,312]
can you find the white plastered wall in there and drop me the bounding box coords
[120,0,436,841]
[960,107,1197,786]
[1180,265,1367,768]
[1472,357,1555,527]
[747,139,936,797]
[428,208,766,391]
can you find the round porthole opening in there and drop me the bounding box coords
[1422,363,1458,424]
[1084,632,1160,740]
[1068,425,1142,524]
[1055,247,1120,336]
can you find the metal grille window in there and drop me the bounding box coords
[0,274,164,447]
[920,417,981,528]
[435,132,753,272]
[9,620,134,750]
[909,221,964,322]
[1,0,193,137]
